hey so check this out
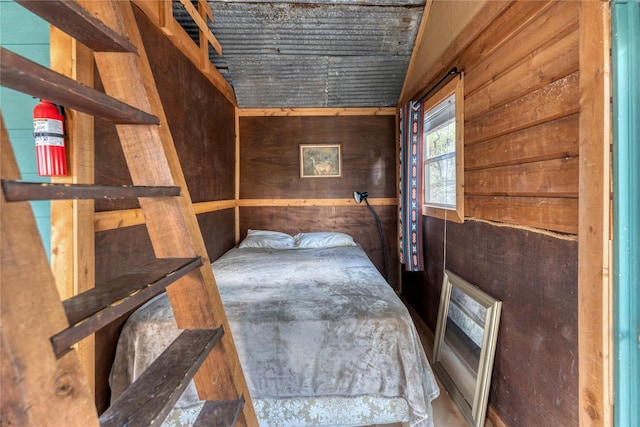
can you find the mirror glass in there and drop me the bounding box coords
[433,270,502,427]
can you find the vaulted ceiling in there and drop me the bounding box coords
[174,0,426,109]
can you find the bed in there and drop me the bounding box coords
[109,231,440,427]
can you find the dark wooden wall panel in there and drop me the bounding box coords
[239,115,396,199]
[95,6,235,209]
[404,218,578,427]
[94,225,155,413]
[197,209,236,262]
[239,206,398,288]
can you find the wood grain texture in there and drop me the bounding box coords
[136,9,235,204]
[465,196,578,235]
[1,116,98,426]
[239,115,396,199]
[239,206,399,289]
[0,47,158,125]
[578,1,612,425]
[49,25,97,394]
[132,0,236,104]
[464,1,579,97]
[99,328,223,427]
[95,7,235,210]
[197,209,236,262]
[94,224,156,412]
[465,114,579,171]
[403,218,578,427]
[465,28,579,121]
[92,8,238,409]
[465,72,580,146]
[465,157,579,198]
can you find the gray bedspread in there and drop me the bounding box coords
[110,246,439,426]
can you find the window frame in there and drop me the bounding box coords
[421,73,464,223]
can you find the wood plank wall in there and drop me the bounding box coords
[462,1,579,235]
[238,114,399,287]
[92,7,236,411]
[402,1,582,426]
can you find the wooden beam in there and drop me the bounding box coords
[238,198,398,207]
[1,181,181,201]
[237,107,396,117]
[132,0,236,105]
[49,25,96,395]
[53,257,203,357]
[15,0,137,53]
[578,1,612,426]
[99,329,224,427]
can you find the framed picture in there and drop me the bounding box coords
[299,144,342,178]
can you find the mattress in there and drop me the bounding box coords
[109,245,439,426]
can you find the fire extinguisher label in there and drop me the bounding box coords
[34,118,64,147]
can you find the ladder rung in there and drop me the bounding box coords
[51,257,203,357]
[99,328,224,427]
[15,0,137,53]
[2,180,181,202]
[0,48,159,125]
[194,398,245,427]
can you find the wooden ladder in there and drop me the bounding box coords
[0,1,257,426]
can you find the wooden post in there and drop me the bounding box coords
[578,1,612,426]
[49,23,96,396]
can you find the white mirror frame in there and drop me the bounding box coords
[433,270,502,427]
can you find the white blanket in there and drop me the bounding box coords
[110,246,439,426]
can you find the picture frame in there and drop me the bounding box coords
[299,144,342,178]
[432,270,502,427]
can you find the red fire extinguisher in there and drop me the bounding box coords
[33,99,67,176]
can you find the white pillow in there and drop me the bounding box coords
[238,229,295,249]
[294,231,357,248]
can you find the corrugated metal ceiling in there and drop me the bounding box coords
[174,0,424,108]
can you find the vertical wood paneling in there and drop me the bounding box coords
[578,1,612,425]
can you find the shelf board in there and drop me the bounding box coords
[52,257,203,356]
[99,328,224,427]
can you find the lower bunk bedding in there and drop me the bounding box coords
[109,235,439,427]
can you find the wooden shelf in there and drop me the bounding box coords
[51,257,202,356]
[194,398,245,427]
[15,0,137,53]
[2,180,181,202]
[99,328,224,427]
[0,48,159,125]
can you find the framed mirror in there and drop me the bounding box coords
[433,270,502,427]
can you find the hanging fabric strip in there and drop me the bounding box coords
[398,100,424,271]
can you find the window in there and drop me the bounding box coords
[422,74,464,222]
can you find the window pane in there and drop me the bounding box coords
[426,121,455,159]
[425,155,456,207]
